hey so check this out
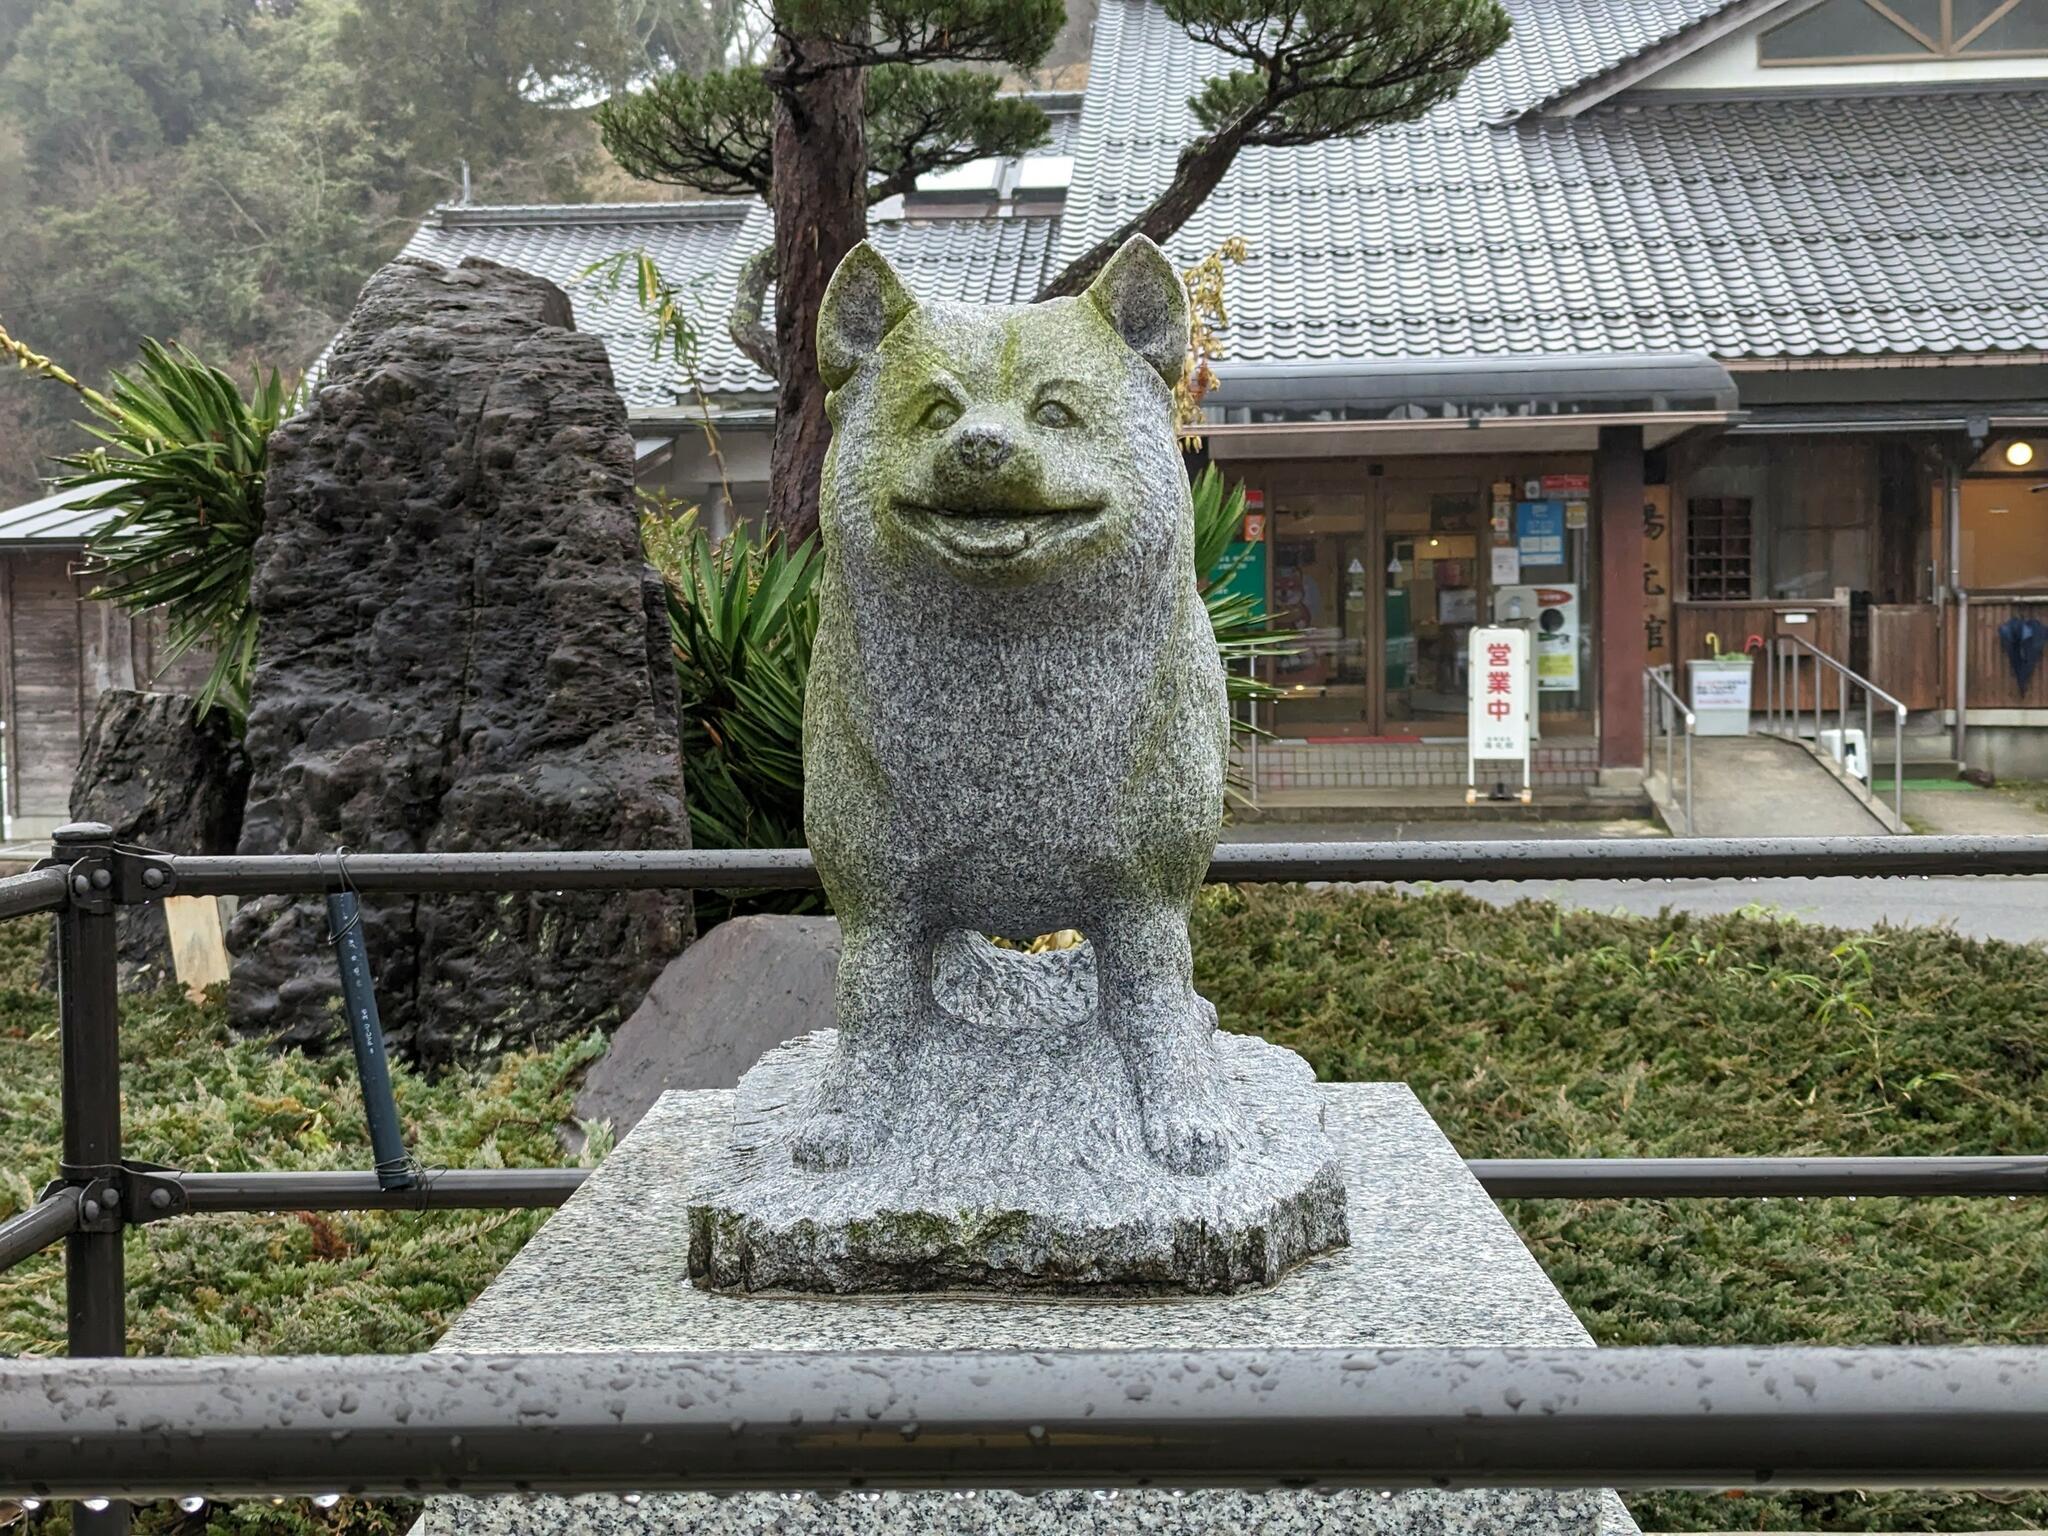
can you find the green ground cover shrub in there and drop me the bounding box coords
[0,919,606,1536]
[3,888,2043,1532]
[1194,883,2047,1531]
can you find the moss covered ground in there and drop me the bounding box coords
[2,887,2044,1532]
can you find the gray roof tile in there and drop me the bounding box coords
[1058,0,2048,364]
[400,201,1064,403]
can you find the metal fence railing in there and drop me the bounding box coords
[1642,665,1695,835]
[3,822,2047,1519]
[1763,633,1908,828]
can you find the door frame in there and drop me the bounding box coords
[1259,464,1491,740]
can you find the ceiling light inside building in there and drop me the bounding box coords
[2005,440,2035,468]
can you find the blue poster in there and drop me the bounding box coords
[1517,500,1565,565]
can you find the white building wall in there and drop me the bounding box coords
[1643,9,2048,91]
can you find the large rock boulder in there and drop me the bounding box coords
[572,915,841,1143]
[63,689,248,991]
[227,257,692,1063]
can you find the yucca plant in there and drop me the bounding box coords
[1191,464,1295,720]
[2,329,297,723]
[641,503,822,914]
[70,344,296,722]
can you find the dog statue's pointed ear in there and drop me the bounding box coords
[818,242,916,391]
[1085,235,1188,388]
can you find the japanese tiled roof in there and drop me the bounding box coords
[398,201,1064,404]
[1061,0,2048,363]
[371,0,2048,411]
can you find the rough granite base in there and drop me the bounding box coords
[688,1018,1348,1294]
[424,1083,1639,1536]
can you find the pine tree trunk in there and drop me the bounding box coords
[765,48,867,544]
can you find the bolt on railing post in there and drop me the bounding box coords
[51,823,130,1536]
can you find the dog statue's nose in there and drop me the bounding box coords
[950,424,1014,476]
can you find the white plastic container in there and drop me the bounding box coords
[1687,657,1753,737]
[1818,727,1872,783]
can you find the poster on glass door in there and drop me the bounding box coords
[1492,584,1580,692]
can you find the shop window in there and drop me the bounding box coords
[1686,498,1754,600]
[1762,0,2048,61]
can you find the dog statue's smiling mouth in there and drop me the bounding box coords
[895,501,1105,562]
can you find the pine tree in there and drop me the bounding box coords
[599,0,1509,540]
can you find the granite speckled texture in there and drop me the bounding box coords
[425,1083,1640,1536]
[688,1015,1347,1294]
[794,235,1268,1196]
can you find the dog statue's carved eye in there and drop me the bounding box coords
[921,398,962,431]
[1034,399,1078,429]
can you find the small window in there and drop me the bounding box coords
[1686,498,1755,600]
[1760,0,2048,62]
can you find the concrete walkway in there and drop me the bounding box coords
[1665,733,1888,837]
[1901,780,2048,837]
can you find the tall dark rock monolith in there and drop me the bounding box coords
[226,256,692,1064]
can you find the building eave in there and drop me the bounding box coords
[1519,0,1827,119]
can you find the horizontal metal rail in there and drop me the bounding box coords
[175,1168,587,1213]
[0,1189,79,1271]
[1470,1155,2048,1198]
[3,1347,2046,1498]
[1,1153,2031,1257]
[145,835,2048,899]
[0,864,71,920]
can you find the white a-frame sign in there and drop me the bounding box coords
[1467,626,1532,804]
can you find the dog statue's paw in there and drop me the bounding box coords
[791,1109,883,1170]
[1138,1096,1232,1175]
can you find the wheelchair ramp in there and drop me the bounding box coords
[1672,734,1891,837]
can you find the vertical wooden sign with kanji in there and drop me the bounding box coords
[1643,486,1674,669]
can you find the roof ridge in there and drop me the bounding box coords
[1517,0,1816,120]
[434,199,757,230]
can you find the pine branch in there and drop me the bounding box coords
[596,66,776,196]
[864,66,1051,203]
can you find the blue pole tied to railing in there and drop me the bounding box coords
[324,882,416,1192]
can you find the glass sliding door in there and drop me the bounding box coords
[1267,490,1372,735]
[1378,480,1484,736]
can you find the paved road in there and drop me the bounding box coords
[1220,819,2048,944]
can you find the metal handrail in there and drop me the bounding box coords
[1642,665,1695,835]
[1763,633,1907,829]
[5,1346,2048,1498]
[10,828,2048,1527]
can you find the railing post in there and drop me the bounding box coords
[1895,706,1906,830]
[1684,715,1695,837]
[51,822,130,1536]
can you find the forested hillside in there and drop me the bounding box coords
[0,0,1096,502]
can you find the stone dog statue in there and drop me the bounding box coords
[799,234,1233,1175]
[683,237,1345,1295]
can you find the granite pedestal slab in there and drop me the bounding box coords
[688,934,1348,1294]
[425,1083,1640,1536]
